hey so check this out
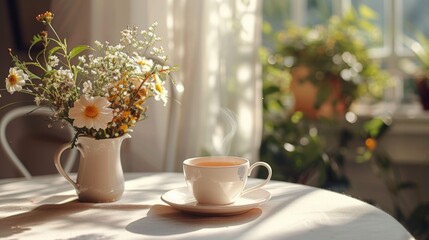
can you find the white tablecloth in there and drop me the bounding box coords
[0,173,414,240]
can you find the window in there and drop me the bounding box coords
[262,0,429,105]
[402,0,429,50]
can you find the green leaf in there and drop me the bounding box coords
[48,46,62,57]
[364,118,386,138]
[30,34,43,46]
[262,21,272,34]
[343,6,357,22]
[363,151,372,161]
[359,5,378,20]
[263,86,280,95]
[414,32,429,68]
[69,45,92,59]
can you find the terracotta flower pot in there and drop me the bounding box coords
[290,66,347,119]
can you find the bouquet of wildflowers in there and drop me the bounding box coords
[2,11,175,144]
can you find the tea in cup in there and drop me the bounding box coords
[183,156,272,205]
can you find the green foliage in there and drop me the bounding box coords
[259,5,388,187]
[261,5,390,110]
[358,116,429,239]
[363,117,391,138]
[259,111,348,189]
[408,31,429,82]
[260,5,425,236]
[259,112,324,183]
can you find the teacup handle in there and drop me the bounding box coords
[241,161,272,195]
[54,143,81,192]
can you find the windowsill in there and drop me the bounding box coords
[351,101,429,164]
[351,101,429,135]
[351,100,428,118]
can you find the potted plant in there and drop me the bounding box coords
[259,5,390,189]
[262,5,390,119]
[404,32,429,110]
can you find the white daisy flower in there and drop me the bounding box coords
[5,67,28,94]
[69,96,114,130]
[152,74,168,105]
[133,56,153,74]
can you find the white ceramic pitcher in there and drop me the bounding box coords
[54,133,131,203]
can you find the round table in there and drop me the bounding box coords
[0,173,414,240]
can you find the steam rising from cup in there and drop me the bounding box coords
[211,108,237,156]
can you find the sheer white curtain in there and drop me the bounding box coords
[52,0,262,172]
[165,0,263,171]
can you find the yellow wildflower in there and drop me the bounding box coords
[36,11,54,24]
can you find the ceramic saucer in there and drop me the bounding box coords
[161,187,271,216]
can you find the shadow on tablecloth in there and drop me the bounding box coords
[126,204,262,236]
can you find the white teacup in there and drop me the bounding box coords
[183,156,272,205]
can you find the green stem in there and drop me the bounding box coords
[48,23,73,72]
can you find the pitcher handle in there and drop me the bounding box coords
[241,162,272,196]
[54,143,80,191]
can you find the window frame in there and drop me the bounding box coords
[265,0,427,103]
